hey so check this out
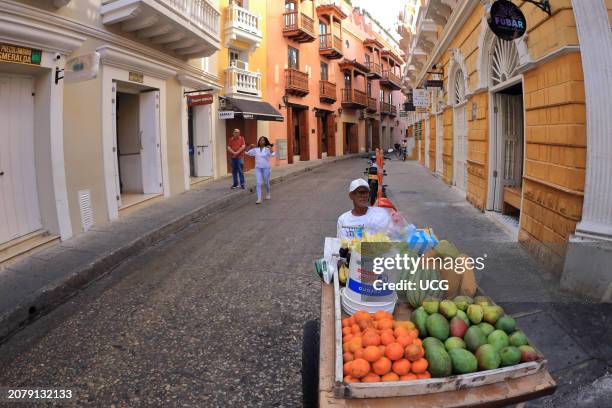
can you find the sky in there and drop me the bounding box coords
[352,0,404,42]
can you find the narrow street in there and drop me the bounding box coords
[1,158,611,407]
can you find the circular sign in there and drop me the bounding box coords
[487,0,527,41]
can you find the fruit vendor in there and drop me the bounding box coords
[337,179,391,240]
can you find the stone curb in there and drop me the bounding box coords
[0,155,357,344]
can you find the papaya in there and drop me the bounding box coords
[426,313,450,341]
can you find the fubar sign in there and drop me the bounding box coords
[0,43,42,66]
[487,0,527,41]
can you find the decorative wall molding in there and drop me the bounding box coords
[0,0,220,86]
[0,8,84,53]
[97,45,177,79]
[447,48,470,106]
[177,73,221,91]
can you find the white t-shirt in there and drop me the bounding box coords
[336,207,391,240]
[245,147,275,168]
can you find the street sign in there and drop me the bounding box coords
[129,71,144,83]
[425,79,444,89]
[487,0,527,41]
[0,43,41,66]
[413,89,430,108]
[219,111,235,120]
[187,93,213,106]
[65,52,100,83]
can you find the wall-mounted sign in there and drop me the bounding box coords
[187,93,213,106]
[65,52,100,83]
[219,110,235,120]
[0,43,42,66]
[425,79,444,89]
[487,0,527,41]
[413,89,431,108]
[128,71,144,83]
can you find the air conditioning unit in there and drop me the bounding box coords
[231,60,249,70]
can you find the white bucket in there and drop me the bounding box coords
[341,288,396,315]
[345,248,398,303]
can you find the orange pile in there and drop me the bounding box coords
[342,310,430,383]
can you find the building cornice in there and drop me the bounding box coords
[0,0,220,85]
[416,0,480,87]
[97,45,177,79]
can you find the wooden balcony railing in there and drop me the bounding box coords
[285,68,309,96]
[341,88,367,107]
[367,97,377,112]
[319,80,337,102]
[366,61,382,77]
[319,33,342,50]
[283,11,316,42]
[390,104,397,116]
[380,101,392,114]
[381,70,401,89]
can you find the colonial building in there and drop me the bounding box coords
[402,0,612,300]
[0,0,221,265]
[265,0,410,164]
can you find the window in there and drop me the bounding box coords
[344,72,351,88]
[285,0,295,10]
[380,89,384,102]
[319,22,327,35]
[389,93,393,104]
[365,54,370,64]
[230,0,244,6]
[320,62,328,81]
[367,81,372,97]
[288,46,299,69]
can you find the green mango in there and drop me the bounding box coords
[464,326,487,352]
[509,330,529,347]
[487,330,510,352]
[496,315,517,334]
[449,348,478,374]
[444,336,466,350]
[426,313,450,341]
[476,344,501,370]
[411,307,429,338]
[467,304,484,324]
[500,346,521,366]
[453,295,473,311]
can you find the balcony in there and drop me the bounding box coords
[319,33,343,59]
[285,68,309,96]
[283,11,316,43]
[365,61,382,79]
[341,88,367,109]
[319,80,337,104]
[380,101,392,115]
[51,0,71,6]
[380,70,402,90]
[225,66,261,99]
[367,97,378,113]
[390,104,398,117]
[101,0,220,58]
[224,3,262,49]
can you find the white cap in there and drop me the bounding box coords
[349,178,370,193]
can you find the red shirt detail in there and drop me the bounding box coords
[228,136,245,159]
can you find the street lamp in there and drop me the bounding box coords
[337,107,343,115]
[279,94,289,110]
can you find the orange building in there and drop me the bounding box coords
[265,0,409,165]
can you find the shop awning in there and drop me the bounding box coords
[225,97,284,122]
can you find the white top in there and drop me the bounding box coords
[337,207,391,240]
[245,147,275,168]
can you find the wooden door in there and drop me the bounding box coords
[299,109,310,161]
[349,123,359,153]
[0,74,41,244]
[327,114,336,157]
[286,107,294,164]
[317,116,323,159]
[372,120,380,150]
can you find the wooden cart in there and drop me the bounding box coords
[302,280,557,408]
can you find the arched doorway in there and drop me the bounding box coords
[451,68,468,193]
[487,38,524,225]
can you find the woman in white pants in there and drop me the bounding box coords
[245,137,275,204]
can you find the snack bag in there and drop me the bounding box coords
[405,224,439,255]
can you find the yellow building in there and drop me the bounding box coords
[403,0,612,300]
[1,0,221,264]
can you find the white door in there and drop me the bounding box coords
[492,93,524,211]
[0,74,42,244]
[139,91,163,194]
[424,117,430,168]
[436,114,443,175]
[453,104,468,192]
[192,104,214,177]
[111,82,123,207]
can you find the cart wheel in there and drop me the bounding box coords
[302,319,320,408]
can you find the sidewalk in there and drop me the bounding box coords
[0,155,356,343]
[385,160,612,407]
